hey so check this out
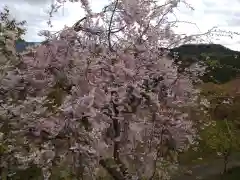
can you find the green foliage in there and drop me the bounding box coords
[179,79,240,167]
[201,80,240,151]
[205,59,221,69]
[50,166,76,180]
[10,165,43,180]
[201,119,240,155]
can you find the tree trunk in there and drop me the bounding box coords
[223,150,230,174]
[223,155,228,173]
[99,158,126,180]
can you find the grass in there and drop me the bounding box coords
[204,166,240,180]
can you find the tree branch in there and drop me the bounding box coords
[108,0,119,52]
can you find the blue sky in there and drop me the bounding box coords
[1,0,240,50]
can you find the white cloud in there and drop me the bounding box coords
[0,0,109,41]
[175,0,240,50]
[1,0,240,50]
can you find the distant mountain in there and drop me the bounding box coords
[15,41,41,52]
[170,44,240,84]
[171,44,239,56]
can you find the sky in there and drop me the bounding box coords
[1,0,240,50]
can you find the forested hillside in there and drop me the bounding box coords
[170,44,240,83]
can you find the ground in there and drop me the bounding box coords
[172,154,240,180]
[204,166,240,180]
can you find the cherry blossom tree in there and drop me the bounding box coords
[0,0,207,179]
